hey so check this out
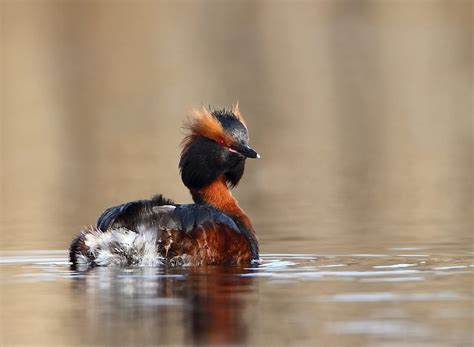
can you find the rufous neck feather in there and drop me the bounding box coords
[194,176,253,230]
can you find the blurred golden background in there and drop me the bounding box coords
[1,0,472,251]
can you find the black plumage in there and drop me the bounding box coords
[96,195,240,236]
[96,194,173,231]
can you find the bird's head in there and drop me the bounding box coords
[179,104,259,191]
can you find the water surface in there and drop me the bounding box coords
[1,246,472,346]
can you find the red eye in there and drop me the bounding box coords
[218,138,225,145]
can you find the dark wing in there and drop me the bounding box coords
[154,204,240,234]
[96,200,140,231]
[96,194,174,231]
[96,194,240,236]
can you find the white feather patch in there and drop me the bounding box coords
[79,227,165,267]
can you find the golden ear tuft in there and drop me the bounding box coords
[183,107,230,144]
[231,101,247,128]
[232,101,240,117]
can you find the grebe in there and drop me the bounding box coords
[69,104,260,267]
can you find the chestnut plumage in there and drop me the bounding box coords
[69,105,259,268]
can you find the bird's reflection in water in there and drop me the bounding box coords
[184,267,252,345]
[70,265,255,346]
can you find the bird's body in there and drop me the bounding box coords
[69,105,259,268]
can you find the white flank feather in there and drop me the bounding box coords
[78,227,166,267]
